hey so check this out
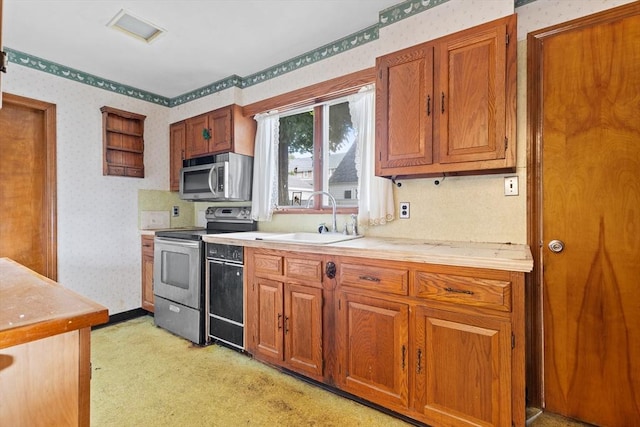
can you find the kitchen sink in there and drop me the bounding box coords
[259,232,363,245]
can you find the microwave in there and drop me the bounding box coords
[179,153,253,202]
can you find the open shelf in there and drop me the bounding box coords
[101,106,146,178]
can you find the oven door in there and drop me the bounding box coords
[153,237,202,309]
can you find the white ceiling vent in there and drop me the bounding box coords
[107,9,165,44]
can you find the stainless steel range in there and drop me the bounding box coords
[153,206,255,345]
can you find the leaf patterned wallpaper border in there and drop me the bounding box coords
[5,0,534,107]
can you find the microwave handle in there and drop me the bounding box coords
[208,164,218,195]
[224,161,230,199]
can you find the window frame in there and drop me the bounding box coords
[243,68,375,215]
[277,98,357,213]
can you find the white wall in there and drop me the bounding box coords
[4,66,169,315]
[4,0,635,314]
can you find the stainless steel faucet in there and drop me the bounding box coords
[351,213,358,236]
[306,191,337,233]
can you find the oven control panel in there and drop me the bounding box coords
[206,243,244,264]
[205,206,252,223]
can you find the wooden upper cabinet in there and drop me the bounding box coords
[376,43,434,175]
[169,121,186,192]
[438,18,508,164]
[184,104,256,160]
[185,112,211,159]
[375,14,516,178]
[209,106,232,153]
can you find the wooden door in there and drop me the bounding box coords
[185,113,210,159]
[437,16,508,164]
[414,306,511,427]
[284,283,323,378]
[209,106,232,154]
[529,4,640,425]
[0,93,56,278]
[169,121,185,191]
[375,42,434,176]
[254,277,284,362]
[337,291,409,409]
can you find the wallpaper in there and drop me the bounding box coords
[3,66,170,314]
[3,0,632,315]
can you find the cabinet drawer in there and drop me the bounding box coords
[253,254,283,275]
[414,272,511,311]
[340,263,408,295]
[285,258,322,283]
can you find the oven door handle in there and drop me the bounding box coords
[155,237,201,248]
[208,258,244,267]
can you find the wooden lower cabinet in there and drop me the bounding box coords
[336,291,409,410]
[247,249,324,380]
[413,307,512,426]
[141,235,154,312]
[245,248,524,426]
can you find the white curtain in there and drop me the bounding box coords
[348,85,395,227]
[251,111,280,221]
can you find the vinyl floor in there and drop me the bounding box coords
[90,316,591,427]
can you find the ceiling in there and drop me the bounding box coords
[3,0,402,99]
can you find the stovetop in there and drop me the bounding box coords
[154,206,256,241]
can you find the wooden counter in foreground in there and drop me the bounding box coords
[0,257,109,427]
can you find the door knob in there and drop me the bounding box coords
[548,239,565,253]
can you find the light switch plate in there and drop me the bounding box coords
[504,177,519,196]
[140,211,170,229]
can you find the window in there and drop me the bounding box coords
[278,98,358,209]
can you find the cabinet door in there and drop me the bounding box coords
[414,306,511,427]
[337,292,409,409]
[437,20,508,164]
[376,43,434,176]
[141,236,154,312]
[254,277,284,362]
[285,283,323,378]
[185,113,211,159]
[210,106,233,154]
[169,121,186,191]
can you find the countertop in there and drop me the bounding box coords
[202,232,534,273]
[0,258,109,349]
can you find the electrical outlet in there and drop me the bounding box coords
[172,205,180,217]
[399,202,410,219]
[504,177,519,196]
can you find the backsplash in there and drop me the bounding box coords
[138,189,196,229]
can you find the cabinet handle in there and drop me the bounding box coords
[284,316,289,334]
[444,287,474,295]
[417,349,422,374]
[358,275,381,282]
[426,94,431,116]
[441,92,445,114]
[402,345,406,370]
[277,313,283,330]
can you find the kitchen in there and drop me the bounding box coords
[1,0,639,426]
